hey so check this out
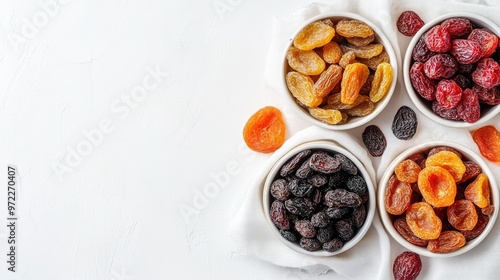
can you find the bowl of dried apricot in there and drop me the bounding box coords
[403,12,500,128]
[282,13,398,130]
[378,141,498,257]
[263,140,375,256]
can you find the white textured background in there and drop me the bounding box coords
[0,0,500,279]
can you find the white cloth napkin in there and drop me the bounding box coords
[231,1,500,279]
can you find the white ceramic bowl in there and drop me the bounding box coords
[281,12,398,130]
[263,140,375,256]
[403,12,500,128]
[378,141,499,258]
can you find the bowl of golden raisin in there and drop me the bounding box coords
[282,12,398,130]
[378,141,498,257]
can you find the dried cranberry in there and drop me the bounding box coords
[441,17,473,38]
[435,79,462,109]
[410,62,436,100]
[424,54,458,79]
[472,58,500,89]
[450,39,483,64]
[397,11,425,36]
[457,88,481,123]
[468,28,499,58]
[425,25,451,53]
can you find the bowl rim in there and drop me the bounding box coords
[403,12,500,128]
[262,139,376,256]
[281,12,399,130]
[377,140,499,258]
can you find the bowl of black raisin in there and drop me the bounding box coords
[263,140,375,256]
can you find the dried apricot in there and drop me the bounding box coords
[341,63,370,104]
[395,159,421,183]
[472,125,500,162]
[286,46,326,75]
[406,202,442,240]
[425,151,466,182]
[286,71,322,107]
[294,21,335,51]
[447,199,478,231]
[384,174,413,215]
[464,173,490,208]
[313,64,343,98]
[418,166,457,208]
[243,106,286,153]
[322,42,343,64]
[336,19,374,38]
[427,231,466,253]
[369,62,393,103]
[308,108,345,124]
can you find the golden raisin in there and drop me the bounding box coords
[464,173,491,208]
[395,159,421,183]
[322,42,343,64]
[286,71,322,107]
[447,199,478,231]
[340,63,370,104]
[418,166,457,208]
[425,151,466,182]
[325,92,366,110]
[286,46,326,75]
[338,51,357,68]
[346,34,375,46]
[313,64,343,98]
[339,43,384,59]
[336,19,374,38]
[369,62,394,103]
[406,202,442,240]
[384,174,413,215]
[427,231,466,253]
[358,51,390,71]
[345,97,374,117]
[308,108,345,124]
[243,106,286,153]
[293,21,335,50]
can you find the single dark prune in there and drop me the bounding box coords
[295,220,317,238]
[270,201,290,230]
[397,11,424,37]
[270,179,289,201]
[328,171,349,188]
[311,212,330,227]
[324,189,362,208]
[392,106,418,140]
[335,219,355,241]
[309,152,341,174]
[393,251,422,280]
[299,237,322,252]
[288,179,313,197]
[323,239,344,252]
[362,125,387,157]
[307,174,328,187]
[317,225,336,243]
[334,153,358,175]
[279,229,298,243]
[280,149,312,177]
[346,175,368,196]
[295,159,313,178]
[325,207,351,219]
[285,197,316,217]
[352,204,367,228]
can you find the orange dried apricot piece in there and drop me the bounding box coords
[395,159,421,183]
[293,21,335,51]
[464,173,491,208]
[322,42,343,64]
[447,199,478,231]
[425,151,466,182]
[369,62,394,103]
[243,106,286,153]
[340,63,369,104]
[417,166,457,208]
[286,71,322,107]
[313,64,343,98]
[427,231,466,253]
[286,46,326,75]
[406,202,442,240]
[472,125,500,162]
[384,174,413,215]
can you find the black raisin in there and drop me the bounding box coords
[270,200,290,230]
[270,179,289,201]
[295,220,317,238]
[295,159,313,178]
[352,204,366,228]
[285,197,316,218]
[311,212,330,227]
[334,153,358,175]
[328,171,349,189]
[288,179,313,197]
[317,225,335,243]
[280,149,312,177]
[325,207,351,219]
[324,189,362,208]
[309,152,341,174]
[279,229,298,243]
[309,188,322,204]
[299,237,322,252]
[346,175,367,196]
[307,174,328,187]
[335,219,355,241]
[323,239,344,252]
[392,106,418,140]
[362,125,387,157]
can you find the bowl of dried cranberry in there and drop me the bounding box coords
[377,141,498,258]
[403,12,500,128]
[282,12,398,130]
[263,140,375,256]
